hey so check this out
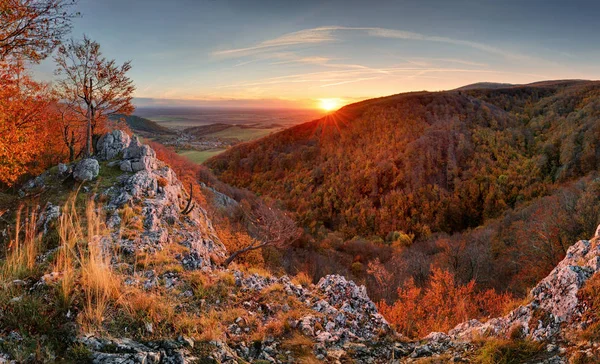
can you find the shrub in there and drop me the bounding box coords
[476,339,544,364]
[157,176,168,187]
[378,268,514,338]
[577,273,600,341]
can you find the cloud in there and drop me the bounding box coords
[217,67,547,90]
[213,25,531,61]
[213,26,339,57]
[364,27,528,61]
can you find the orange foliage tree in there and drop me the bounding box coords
[0,0,78,62]
[49,99,85,161]
[377,268,513,338]
[0,63,59,186]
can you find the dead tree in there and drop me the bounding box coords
[181,183,195,215]
[223,202,301,267]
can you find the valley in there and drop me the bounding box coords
[116,108,322,163]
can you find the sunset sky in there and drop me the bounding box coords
[37,0,600,109]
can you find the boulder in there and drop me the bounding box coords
[73,158,99,182]
[96,130,131,161]
[119,159,133,172]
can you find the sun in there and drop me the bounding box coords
[318,98,341,112]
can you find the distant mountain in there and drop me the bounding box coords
[454,82,515,90]
[110,114,175,135]
[455,79,592,91]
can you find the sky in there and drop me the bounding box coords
[36,0,600,109]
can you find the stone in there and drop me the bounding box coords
[96,130,131,160]
[73,158,99,181]
[37,202,60,234]
[119,160,133,172]
[57,163,68,174]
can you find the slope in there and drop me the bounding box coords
[207,81,600,238]
[110,114,175,135]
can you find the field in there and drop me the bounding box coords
[207,126,275,141]
[136,107,322,164]
[177,149,227,163]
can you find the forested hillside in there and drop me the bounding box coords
[207,81,600,297]
[208,81,600,238]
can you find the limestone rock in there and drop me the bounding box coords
[37,202,60,234]
[449,238,600,342]
[96,130,131,161]
[73,158,99,182]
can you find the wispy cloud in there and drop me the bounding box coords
[213,26,339,56]
[320,77,381,87]
[217,67,547,89]
[406,57,488,68]
[213,25,531,61]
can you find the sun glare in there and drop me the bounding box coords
[318,98,342,112]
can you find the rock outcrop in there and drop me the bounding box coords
[94,131,226,268]
[448,237,600,343]
[96,130,131,161]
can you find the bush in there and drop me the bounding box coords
[476,339,544,364]
[577,273,600,341]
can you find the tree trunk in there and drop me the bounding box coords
[85,105,92,157]
[68,130,75,162]
[223,242,267,267]
[84,78,93,157]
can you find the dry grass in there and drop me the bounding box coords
[117,287,176,337]
[1,206,42,281]
[577,273,600,341]
[171,309,226,341]
[292,271,312,287]
[238,265,271,277]
[135,243,188,274]
[119,204,143,239]
[53,198,80,307]
[280,332,315,357]
[78,201,121,333]
[475,338,545,364]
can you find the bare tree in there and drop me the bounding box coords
[54,36,134,157]
[223,202,301,267]
[54,102,84,162]
[0,0,78,62]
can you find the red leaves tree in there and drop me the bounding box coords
[377,268,513,338]
[0,0,78,62]
[54,36,134,157]
[0,63,54,186]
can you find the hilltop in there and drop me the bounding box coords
[109,114,176,136]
